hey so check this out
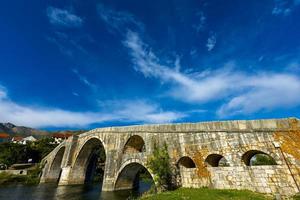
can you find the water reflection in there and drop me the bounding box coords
[0,181,152,200]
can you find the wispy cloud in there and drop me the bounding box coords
[72,69,97,90]
[72,92,79,97]
[47,7,83,27]
[97,3,143,34]
[0,86,7,99]
[124,31,300,117]
[0,86,184,128]
[206,33,217,51]
[46,31,93,59]
[272,0,300,16]
[193,11,206,33]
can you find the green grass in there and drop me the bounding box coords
[140,188,271,200]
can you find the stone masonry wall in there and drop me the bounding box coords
[40,118,300,197]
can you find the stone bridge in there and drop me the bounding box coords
[40,118,300,197]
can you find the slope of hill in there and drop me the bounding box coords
[0,123,86,138]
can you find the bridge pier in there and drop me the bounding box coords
[58,166,72,185]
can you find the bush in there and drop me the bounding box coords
[146,142,172,192]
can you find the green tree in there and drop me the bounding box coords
[146,142,172,192]
[0,138,58,167]
[30,137,58,159]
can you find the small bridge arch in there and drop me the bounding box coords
[177,156,196,168]
[205,153,229,167]
[242,149,277,166]
[123,135,146,154]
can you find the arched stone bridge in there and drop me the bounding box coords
[40,118,300,197]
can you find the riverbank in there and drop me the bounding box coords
[140,188,272,200]
[0,172,39,185]
[0,166,41,185]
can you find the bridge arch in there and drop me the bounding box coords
[205,154,229,167]
[70,137,106,184]
[242,150,277,166]
[47,146,65,182]
[123,135,145,154]
[177,156,196,168]
[114,159,155,191]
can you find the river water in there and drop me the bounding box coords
[0,181,152,200]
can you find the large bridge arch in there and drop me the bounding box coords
[40,143,66,183]
[114,159,155,191]
[48,146,65,182]
[69,137,106,184]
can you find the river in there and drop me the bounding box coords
[0,181,152,200]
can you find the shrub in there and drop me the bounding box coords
[146,142,172,192]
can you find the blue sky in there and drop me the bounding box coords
[0,0,300,129]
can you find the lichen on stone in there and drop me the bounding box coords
[193,150,210,178]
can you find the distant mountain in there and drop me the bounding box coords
[0,123,86,138]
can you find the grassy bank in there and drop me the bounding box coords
[0,166,41,185]
[0,172,39,185]
[140,188,271,200]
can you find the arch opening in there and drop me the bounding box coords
[205,154,229,167]
[177,156,196,168]
[123,135,145,154]
[115,162,155,194]
[72,138,106,184]
[242,150,277,166]
[48,146,65,183]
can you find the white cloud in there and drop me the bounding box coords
[217,74,300,117]
[98,99,185,123]
[206,33,216,51]
[0,86,183,128]
[124,31,300,117]
[47,7,83,27]
[97,3,143,33]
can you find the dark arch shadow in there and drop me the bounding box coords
[123,135,145,154]
[177,156,196,168]
[242,150,277,166]
[114,162,154,192]
[71,138,106,184]
[205,154,229,167]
